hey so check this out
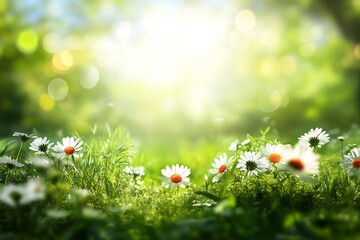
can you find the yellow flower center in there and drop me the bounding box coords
[269,153,281,163]
[288,158,304,170]
[64,146,75,155]
[353,158,360,168]
[170,174,182,183]
[218,164,226,173]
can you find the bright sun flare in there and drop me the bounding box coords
[94,6,229,87]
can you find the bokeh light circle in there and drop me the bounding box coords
[48,78,69,100]
[16,29,38,54]
[354,43,360,60]
[235,9,256,32]
[80,66,100,89]
[257,90,282,113]
[39,94,55,111]
[52,50,73,72]
[43,32,62,53]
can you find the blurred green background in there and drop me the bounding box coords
[1,0,360,142]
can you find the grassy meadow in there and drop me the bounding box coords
[2,1,360,239]
[0,125,360,239]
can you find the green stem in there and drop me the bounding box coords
[16,142,24,162]
[313,147,318,154]
[218,151,243,198]
[278,172,290,192]
[242,171,248,183]
[45,152,52,161]
[71,155,76,182]
[340,141,344,156]
[228,170,242,182]
[4,169,10,185]
[71,154,76,166]
[219,159,238,198]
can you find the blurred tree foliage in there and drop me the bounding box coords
[0,0,359,139]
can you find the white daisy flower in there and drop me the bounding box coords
[298,128,330,148]
[337,136,345,141]
[241,139,251,146]
[0,184,23,207]
[341,147,360,176]
[0,179,46,207]
[278,144,319,177]
[68,188,90,203]
[261,143,290,165]
[160,164,191,188]
[52,137,83,159]
[228,139,251,151]
[0,156,24,169]
[124,166,145,176]
[29,137,53,154]
[236,151,269,176]
[228,140,240,151]
[12,132,36,142]
[208,153,234,183]
[20,179,46,205]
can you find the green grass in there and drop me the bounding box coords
[0,126,360,239]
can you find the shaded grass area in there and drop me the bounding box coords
[0,126,360,239]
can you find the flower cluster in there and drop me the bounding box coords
[157,127,357,189]
[124,166,145,176]
[29,136,83,159]
[205,128,330,183]
[0,179,46,207]
[0,156,24,169]
[11,132,84,160]
[5,128,359,195]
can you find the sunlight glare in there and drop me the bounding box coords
[260,29,280,48]
[94,6,227,89]
[229,30,251,50]
[185,87,209,120]
[113,21,132,41]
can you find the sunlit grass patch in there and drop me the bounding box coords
[0,126,359,239]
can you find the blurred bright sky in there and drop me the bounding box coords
[2,0,359,137]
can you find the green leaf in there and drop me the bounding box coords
[214,193,237,213]
[261,127,271,136]
[247,134,256,143]
[194,191,222,202]
[0,142,10,156]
